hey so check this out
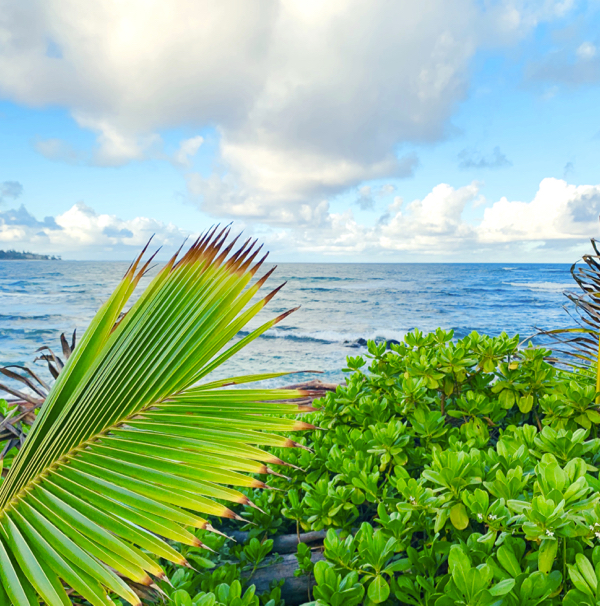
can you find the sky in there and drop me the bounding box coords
[0,0,600,262]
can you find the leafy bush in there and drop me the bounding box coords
[181,328,600,606]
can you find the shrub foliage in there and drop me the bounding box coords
[164,329,600,606]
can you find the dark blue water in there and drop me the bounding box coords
[0,261,576,385]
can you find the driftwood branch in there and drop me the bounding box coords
[244,551,325,606]
[282,379,340,393]
[227,530,327,555]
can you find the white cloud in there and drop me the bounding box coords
[577,41,597,60]
[380,182,481,250]
[0,203,190,257]
[0,178,597,261]
[263,178,600,261]
[173,136,204,167]
[478,178,600,243]
[73,115,163,166]
[0,0,573,224]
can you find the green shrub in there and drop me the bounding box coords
[159,328,600,606]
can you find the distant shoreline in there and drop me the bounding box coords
[0,250,61,260]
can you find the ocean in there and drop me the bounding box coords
[0,261,578,386]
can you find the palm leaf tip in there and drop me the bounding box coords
[0,231,316,605]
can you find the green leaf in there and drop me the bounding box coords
[538,539,558,574]
[0,233,312,605]
[586,410,600,424]
[497,545,521,577]
[568,565,595,598]
[518,394,534,414]
[367,576,390,604]
[489,578,515,596]
[563,589,595,606]
[449,544,471,591]
[173,589,193,606]
[188,555,215,569]
[450,503,469,530]
[575,554,598,593]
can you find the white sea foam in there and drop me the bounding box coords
[504,282,572,292]
[266,327,407,344]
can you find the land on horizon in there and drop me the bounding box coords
[0,249,61,260]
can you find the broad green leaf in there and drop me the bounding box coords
[569,564,595,598]
[576,554,598,593]
[518,394,534,414]
[497,545,521,577]
[538,539,558,575]
[489,578,515,597]
[367,576,390,604]
[450,503,469,530]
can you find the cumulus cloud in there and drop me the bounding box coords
[0,178,596,261]
[36,132,203,167]
[477,178,600,243]
[0,205,59,230]
[264,178,600,261]
[458,146,512,170]
[0,0,573,224]
[0,181,23,203]
[0,202,190,257]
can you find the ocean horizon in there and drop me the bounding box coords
[0,260,578,386]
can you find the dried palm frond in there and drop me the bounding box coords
[539,238,600,398]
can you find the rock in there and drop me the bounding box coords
[386,339,401,349]
[344,337,368,348]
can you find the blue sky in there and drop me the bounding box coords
[0,0,599,261]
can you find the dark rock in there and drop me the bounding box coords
[343,338,367,348]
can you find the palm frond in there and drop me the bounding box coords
[0,229,315,605]
[538,238,600,395]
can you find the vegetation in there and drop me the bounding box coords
[0,230,315,605]
[156,329,599,606]
[145,240,600,606]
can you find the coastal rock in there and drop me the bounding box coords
[344,337,401,349]
[344,337,367,348]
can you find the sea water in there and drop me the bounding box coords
[0,261,577,386]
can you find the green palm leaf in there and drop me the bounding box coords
[0,228,315,605]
